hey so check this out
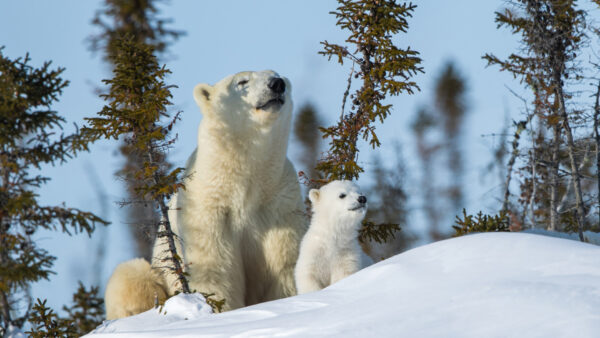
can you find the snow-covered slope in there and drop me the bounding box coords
[89,233,600,337]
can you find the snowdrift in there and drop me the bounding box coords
[89,233,600,337]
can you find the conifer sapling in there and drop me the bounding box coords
[0,48,106,335]
[318,0,423,243]
[79,35,190,294]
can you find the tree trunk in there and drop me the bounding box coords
[0,239,12,329]
[0,289,11,331]
[0,171,13,330]
[146,149,190,294]
[557,85,586,241]
[549,124,560,231]
[155,198,190,293]
[593,81,600,228]
[529,136,537,228]
[501,120,527,214]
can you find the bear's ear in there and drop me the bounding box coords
[193,83,213,110]
[308,189,320,204]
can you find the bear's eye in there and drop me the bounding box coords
[339,193,346,199]
[237,79,248,86]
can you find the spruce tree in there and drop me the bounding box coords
[594,81,600,229]
[411,106,442,240]
[79,35,190,294]
[435,62,468,214]
[363,144,415,258]
[410,62,468,240]
[89,0,183,61]
[27,283,104,337]
[90,0,184,260]
[61,282,104,335]
[318,0,423,244]
[26,299,76,337]
[0,49,106,335]
[317,0,423,181]
[293,103,324,184]
[452,209,510,237]
[484,0,588,238]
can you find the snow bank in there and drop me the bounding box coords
[91,293,212,334]
[524,228,600,246]
[88,233,600,337]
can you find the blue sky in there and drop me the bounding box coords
[0,1,527,312]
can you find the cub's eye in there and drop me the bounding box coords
[339,193,346,199]
[237,79,248,86]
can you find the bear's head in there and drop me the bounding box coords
[193,70,292,134]
[309,180,368,228]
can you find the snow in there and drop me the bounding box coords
[524,228,600,246]
[92,293,214,334]
[88,233,600,337]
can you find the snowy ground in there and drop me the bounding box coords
[88,233,600,337]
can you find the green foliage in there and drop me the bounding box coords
[201,293,226,314]
[90,0,184,260]
[435,62,467,133]
[0,233,54,293]
[80,34,192,296]
[362,144,415,252]
[358,220,400,244]
[435,62,467,211]
[62,282,104,335]
[317,0,423,181]
[27,299,76,337]
[90,0,184,61]
[452,209,510,237]
[483,1,585,89]
[27,283,104,337]
[315,0,422,246]
[411,62,468,240]
[483,0,585,125]
[411,106,444,240]
[0,48,107,333]
[79,35,184,201]
[483,0,589,234]
[294,103,324,181]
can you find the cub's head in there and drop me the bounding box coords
[309,180,368,226]
[193,70,292,132]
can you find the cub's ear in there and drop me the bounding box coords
[308,189,320,204]
[193,83,213,112]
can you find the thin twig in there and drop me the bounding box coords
[549,124,560,231]
[557,83,586,242]
[340,61,355,121]
[594,80,600,228]
[556,143,590,214]
[528,116,537,228]
[147,146,190,293]
[501,118,529,213]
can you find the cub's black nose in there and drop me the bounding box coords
[358,196,367,204]
[268,77,285,94]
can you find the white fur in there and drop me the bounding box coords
[105,71,307,318]
[295,180,369,294]
[105,258,168,320]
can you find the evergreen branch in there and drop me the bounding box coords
[317,0,423,182]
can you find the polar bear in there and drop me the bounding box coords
[104,259,169,319]
[294,180,370,294]
[105,70,307,319]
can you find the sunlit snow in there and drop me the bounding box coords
[88,233,600,337]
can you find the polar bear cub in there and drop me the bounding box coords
[295,180,369,294]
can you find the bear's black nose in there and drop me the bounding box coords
[358,196,367,204]
[268,77,285,94]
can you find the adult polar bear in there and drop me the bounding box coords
[105,70,307,319]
